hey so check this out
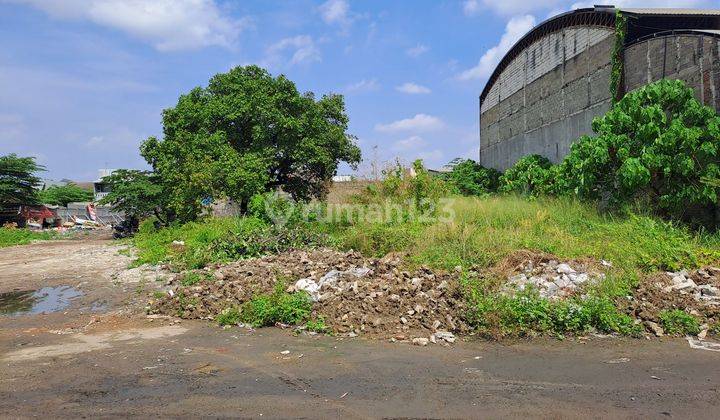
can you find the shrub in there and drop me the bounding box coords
[217,307,242,326]
[659,309,701,335]
[240,283,313,327]
[445,159,501,196]
[498,154,557,196]
[560,79,720,225]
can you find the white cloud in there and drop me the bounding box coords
[463,0,482,15]
[267,35,321,66]
[463,0,563,16]
[345,78,380,93]
[319,0,352,27]
[406,44,429,57]
[392,135,426,151]
[375,114,444,133]
[457,14,536,81]
[11,0,248,51]
[0,114,26,143]
[395,82,431,95]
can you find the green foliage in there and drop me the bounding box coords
[353,159,450,219]
[217,307,242,326]
[610,10,627,102]
[305,317,329,333]
[463,278,641,338]
[498,154,556,196]
[0,227,54,248]
[140,65,361,222]
[37,183,93,206]
[132,216,328,269]
[0,154,44,205]
[240,283,313,327]
[559,79,720,225]
[180,271,211,286]
[659,309,701,335]
[445,159,501,196]
[99,170,168,223]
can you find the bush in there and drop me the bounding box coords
[240,283,313,327]
[445,159,501,196]
[559,79,720,225]
[659,309,701,335]
[498,154,557,196]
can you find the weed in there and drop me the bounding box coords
[180,271,211,286]
[240,283,313,328]
[217,307,242,326]
[659,310,701,335]
[305,317,329,333]
[152,291,166,299]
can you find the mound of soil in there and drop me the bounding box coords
[622,268,720,333]
[150,248,469,340]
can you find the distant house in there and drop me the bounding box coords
[93,169,115,201]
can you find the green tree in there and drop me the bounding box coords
[445,158,501,196]
[141,65,361,222]
[0,154,44,205]
[98,170,168,223]
[559,79,720,223]
[37,183,93,206]
[499,154,556,196]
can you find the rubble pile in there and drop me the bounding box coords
[150,248,468,341]
[503,255,606,300]
[624,268,720,335]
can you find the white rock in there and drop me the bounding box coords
[412,337,429,346]
[556,264,576,275]
[434,331,456,343]
[280,350,290,355]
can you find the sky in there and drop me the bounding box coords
[1,0,718,181]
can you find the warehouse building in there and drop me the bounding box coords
[479,6,720,170]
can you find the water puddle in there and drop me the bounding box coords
[0,286,83,316]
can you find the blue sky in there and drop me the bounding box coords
[1,0,717,181]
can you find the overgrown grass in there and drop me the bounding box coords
[135,195,720,338]
[215,283,313,328]
[328,195,720,275]
[0,227,55,248]
[132,216,328,269]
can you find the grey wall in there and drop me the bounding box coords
[480,26,614,170]
[624,33,720,112]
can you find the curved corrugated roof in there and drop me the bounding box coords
[479,7,720,107]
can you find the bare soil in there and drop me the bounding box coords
[2,238,720,418]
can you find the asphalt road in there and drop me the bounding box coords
[1,239,719,418]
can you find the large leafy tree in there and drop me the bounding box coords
[38,183,93,206]
[559,79,720,222]
[0,154,44,205]
[141,65,361,221]
[98,170,168,223]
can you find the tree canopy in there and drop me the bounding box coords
[141,65,361,222]
[98,170,167,223]
[559,79,720,222]
[38,183,93,206]
[0,154,44,205]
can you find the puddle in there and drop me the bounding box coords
[0,286,83,316]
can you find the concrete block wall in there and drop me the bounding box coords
[623,34,720,113]
[480,25,614,170]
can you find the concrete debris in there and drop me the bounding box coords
[625,267,720,336]
[687,337,720,352]
[150,248,468,340]
[412,337,429,346]
[505,258,604,300]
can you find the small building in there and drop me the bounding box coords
[93,169,115,201]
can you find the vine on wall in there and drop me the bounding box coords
[609,10,627,103]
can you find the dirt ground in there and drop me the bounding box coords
[2,238,720,418]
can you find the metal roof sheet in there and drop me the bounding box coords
[620,8,720,16]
